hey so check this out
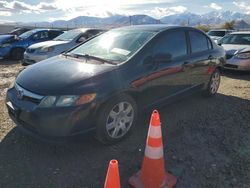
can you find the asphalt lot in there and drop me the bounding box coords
[0,60,250,188]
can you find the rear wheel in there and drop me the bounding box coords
[95,94,137,144]
[203,69,221,97]
[11,48,25,60]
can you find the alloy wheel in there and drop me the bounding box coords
[106,102,134,139]
[210,71,220,94]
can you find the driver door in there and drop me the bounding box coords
[136,29,192,106]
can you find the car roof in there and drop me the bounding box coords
[29,28,62,32]
[209,29,233,31]
[112,24,195,33]
[230,31,250,34]
[71,28,106,32]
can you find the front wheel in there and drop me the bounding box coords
[203,69,221,97]
[11,48,25,60]
[95,94,137,144]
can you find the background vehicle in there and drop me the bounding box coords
[0,35,18,60]
[0,27,31,36]
[7,27,31,36]
[207,29,233,43]
[218,31,250,71]
[23,28,106,65]
[6,25,225,144]
[0,29,63,60]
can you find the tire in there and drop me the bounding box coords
[11,48,25,60]
[95,94,138,144]
[203,69,221,97]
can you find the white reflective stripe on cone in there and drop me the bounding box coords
[145,145,164,159]
[148,125,162,139]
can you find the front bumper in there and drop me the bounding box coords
[6,87,98,140]
[224,57,250,71]
[23,52,52,64]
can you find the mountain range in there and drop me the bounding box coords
[27,11,250,29]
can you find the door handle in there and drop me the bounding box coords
[208,55,214,60]
[182,61,189,67]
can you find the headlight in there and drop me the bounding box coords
[235,52,250,59]
[39,93,96,107]
[38,46,54,53]
[9,80,15,89]
[0,43,11,48]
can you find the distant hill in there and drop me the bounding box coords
[160,11,250,26]
[234,20,250,29]
[24,11,250,28]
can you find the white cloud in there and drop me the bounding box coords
[233,1,250,14]
[0,1,57,14]
[209,3,222,10]
[0,11,11,16]
[54,0,180,19]
[150,6,187,18]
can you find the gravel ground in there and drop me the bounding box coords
[0,60,249,188]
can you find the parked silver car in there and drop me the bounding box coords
[23,28,106,64]
[218,31,250,71]
[207,29,233,44]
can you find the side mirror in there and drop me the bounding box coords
[154,53,172,63]
[77,36,87,43]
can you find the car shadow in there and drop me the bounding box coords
[222,69,250,81]
[0,59,21,65]
[0,92,249,188]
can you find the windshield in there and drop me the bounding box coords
[19,30,36,39]
[221,34,250,45]
[54,30,81,41]
[69,30,155,63]
[208,31,226,37]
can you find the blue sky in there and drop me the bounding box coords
[0,0,250,22]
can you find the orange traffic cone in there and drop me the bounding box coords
[129,110,177,188]
[104,159,121,188]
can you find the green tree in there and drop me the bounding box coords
[196,25,210,32]
[221,21,235,30]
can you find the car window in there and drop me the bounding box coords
[49,31,63,39]
[153,30,187,59]
[207,31,225,37]
[189,31,210,53]
[40,31,49,39]
[32,33,40,40]
[221,34,250,45]
[77,34,88,43]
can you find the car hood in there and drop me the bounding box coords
[16,55,116,95]
[210,36,222,40]
[0,34,13,43]
[29,40,69,49]
[222,44,250,55]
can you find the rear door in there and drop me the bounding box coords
[186,30,214,86]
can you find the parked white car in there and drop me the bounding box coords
[23,28,106,64]
[207,29,233,44]
[218,31,250,71]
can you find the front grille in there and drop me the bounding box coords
[226,54,234,59]
[224,64,238,69]
[26,48,36,53]
[14,83,44,104]
[25,59,36,64]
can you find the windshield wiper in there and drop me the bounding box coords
[62,52,78,58]
[73,53,116,65]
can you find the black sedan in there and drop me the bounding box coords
[6,25,226,143]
